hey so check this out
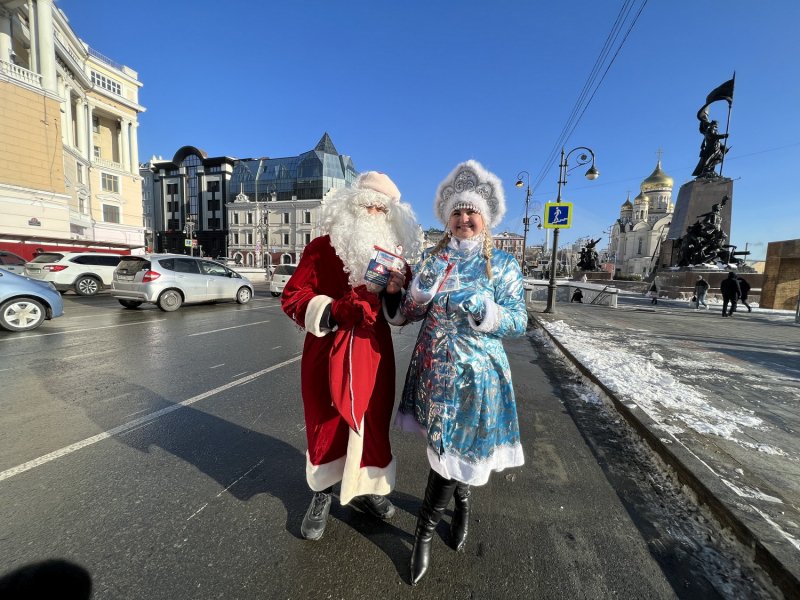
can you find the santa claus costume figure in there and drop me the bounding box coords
[281,171,420,541]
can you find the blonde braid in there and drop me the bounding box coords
[429,230,451,257]
[482,230,494,279]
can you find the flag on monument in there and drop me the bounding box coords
[705,77,735,106]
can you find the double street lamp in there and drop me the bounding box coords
[544,146,599,314]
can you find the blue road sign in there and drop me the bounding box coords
[544,202,573,228]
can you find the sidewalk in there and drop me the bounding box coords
[528,294,800,598]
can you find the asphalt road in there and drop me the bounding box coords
[0,287,771,599]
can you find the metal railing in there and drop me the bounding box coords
[87,46,124,71]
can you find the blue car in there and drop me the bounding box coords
[0,268,64,332]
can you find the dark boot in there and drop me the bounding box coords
[450,483,471,551]
[410,470,457,586]
[348,494,396,519]
[300,487,332,541]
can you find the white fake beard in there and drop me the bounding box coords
[329,209,395,287]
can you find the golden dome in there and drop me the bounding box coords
[641,160,673,192]
[634,192,646,204]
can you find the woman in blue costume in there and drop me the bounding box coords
[395,160,527,585]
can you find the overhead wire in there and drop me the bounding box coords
[529,0,649,196]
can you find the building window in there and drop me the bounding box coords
[283,233,290,245]
[79,197,86,214]
[207,181,220,193]
[76,163,84,184]
[246,233,253,244]
[233,213,239,225]
[637,238,643,254]
[283,212,290,224]
[166,183,178,196]
[90,71,121,95]
[304,232,311,245]
[208,199,220,211]
[103,204,120,223]
[304,211,311,224]
[208,218,220,229]
[92,116,100,133]
[247,212,253,225]
[93,146,101,159]
[101,173,119,193]
[233,233,239,245]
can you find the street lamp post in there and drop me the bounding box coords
[544,146,599,314]
[514,171,532,274]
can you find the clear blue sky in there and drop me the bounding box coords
[58,0,799,261]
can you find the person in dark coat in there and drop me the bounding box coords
[720,271,741,317]
[571,288,584,303]
[737,276,752,312]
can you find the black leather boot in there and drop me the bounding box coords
[450,483,471,551]
[410,470,457,586]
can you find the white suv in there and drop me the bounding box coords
[269,264,296,297]
[24,252,124,296]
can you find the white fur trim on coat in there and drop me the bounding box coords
[340,418,395,504]
[468,298,500,333]
[305,295,334,337]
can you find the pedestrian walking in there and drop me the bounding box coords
[694,275,710,309]
[720,271,741,317]
[738,276,753,312]
[571,288,584,303]
[280,172,421,540]
[648,281,659,305]
[395,160,527,585]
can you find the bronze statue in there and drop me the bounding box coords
[691,77,735,179]
[577,237,602,271]
[692,111,729,178]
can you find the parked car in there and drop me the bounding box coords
[0,268,64,332]
[0,251,27,275]
[24,252,124,296]
[269,264,297,297]
[111,254,254,312]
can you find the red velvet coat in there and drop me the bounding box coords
[281,236,403,501]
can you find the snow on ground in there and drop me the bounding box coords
[537,320,788,455]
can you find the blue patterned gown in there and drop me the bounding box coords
[396,238,527,485]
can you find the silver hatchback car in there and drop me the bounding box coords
[111,254,254,312]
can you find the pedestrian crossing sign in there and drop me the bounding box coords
[543,202,573,228]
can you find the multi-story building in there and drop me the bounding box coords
[227,133,357,267]
[0,0,145,259]
[493,231,524,264]
[141,147,236,258]
[141,134,358,267]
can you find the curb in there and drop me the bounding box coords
[531,314,800,599]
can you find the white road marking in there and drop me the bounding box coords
[271,346,282,350]
[187,503,208,521]
[0,354,302,483]
[187,320,270,336]
[210,364,224,369]
[216,459,264,498]
[0,319,168,342]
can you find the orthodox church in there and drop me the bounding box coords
[609,159,674,277]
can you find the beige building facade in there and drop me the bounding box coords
[0,0,144,258]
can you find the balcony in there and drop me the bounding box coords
[93,157,124,171]
[0,59,42,89]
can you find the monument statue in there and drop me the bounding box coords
[676,196,745,266]
[691,77,735,179]
[577,237,601,271]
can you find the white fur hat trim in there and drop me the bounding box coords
[357,171,401,202]
[435,159,506,228]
